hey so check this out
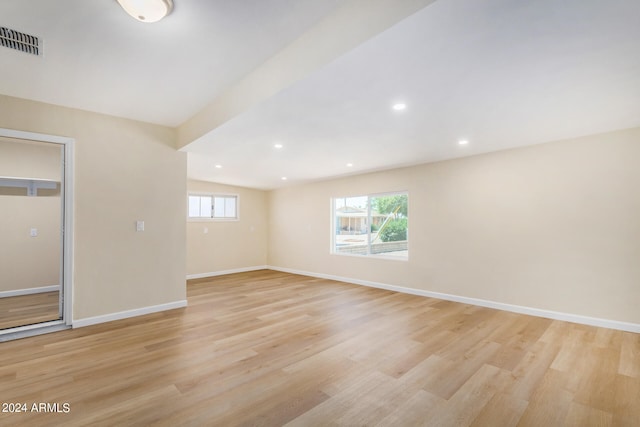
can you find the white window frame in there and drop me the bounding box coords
[331,191,408,260]
[187,193,239,221]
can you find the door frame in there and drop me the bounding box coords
[0,127,74,330]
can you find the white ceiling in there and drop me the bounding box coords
[2,0,640,190]
[0,0,342,126]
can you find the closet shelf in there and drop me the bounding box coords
[0,176,59,196]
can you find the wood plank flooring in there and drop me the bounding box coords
[0,291,60,330]
[0,270,638,426]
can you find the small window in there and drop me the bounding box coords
[332,192,408,259]
[188,194,238,220]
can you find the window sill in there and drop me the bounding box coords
[331,252,409,262]
[187,217,239,222]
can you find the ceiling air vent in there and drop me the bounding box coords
[0,26,40,56]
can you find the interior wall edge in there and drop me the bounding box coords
[267,266,640,334]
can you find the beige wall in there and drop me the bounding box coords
[268,127,640,325]
[0,137,62,179]
[187,180,267,275]
[0,137,62,292]
[0,95,187,321]
[0,196,61,293]
[3,94,637,328]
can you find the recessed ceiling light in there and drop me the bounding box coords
[346,163,353,167]
[215,164,222,168]
[458,140,469,145]
[274,143,283,149]
[392,103,407,111]
[281,177,287,181]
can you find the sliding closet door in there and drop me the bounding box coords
[0,136,64,330]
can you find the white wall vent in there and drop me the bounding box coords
[0,26,40,56]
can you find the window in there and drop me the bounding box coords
[332,192,408,259]
[188,194,238,220]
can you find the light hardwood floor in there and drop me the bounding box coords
[0,270,638,426]
[0,291,60,330]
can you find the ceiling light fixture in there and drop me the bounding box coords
[392,103,407,111]
[274,143,283,149]
[116,0,174,23]
[214,164,222,169]
[281,177,287,181]
[346,163,353,167]
[458,140,469,145]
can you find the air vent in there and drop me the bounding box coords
[0,26,40,56]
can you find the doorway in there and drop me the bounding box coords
[0,128,73,341]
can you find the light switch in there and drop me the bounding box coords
[203,227,208,234]
[136,220,145,232]
[30,228,38,237]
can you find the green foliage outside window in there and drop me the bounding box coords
[379,218,408,242]
[373,194,408,218]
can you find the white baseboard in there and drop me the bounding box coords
[72,300,187,328]
[267,266,640,334]
[0,285,59,298]
[186,265,268,280]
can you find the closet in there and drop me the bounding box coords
[0,129,73,340]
